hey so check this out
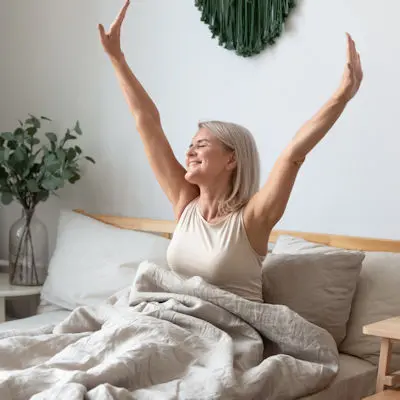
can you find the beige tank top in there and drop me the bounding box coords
[166,198,264,303]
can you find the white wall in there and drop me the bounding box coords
[0,0,399,258]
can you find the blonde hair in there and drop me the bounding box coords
[198,120,260,215]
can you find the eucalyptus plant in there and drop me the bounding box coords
[0,114,95,210]
[1,115,95,286]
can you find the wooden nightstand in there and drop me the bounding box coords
[363,317,400,394]
[0,273,42,323]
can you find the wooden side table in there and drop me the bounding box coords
[363,317,400,393]
[0,273,42,323]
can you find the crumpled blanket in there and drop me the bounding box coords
[0,261,339,399]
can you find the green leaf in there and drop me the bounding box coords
[1,132,14,141]
[26,114,40,129]
[85,156,95,164]
[26,136,40,146]
[56,148,66,164]
[45,153,58,164]
[60,129,77,147]
[63,169,75,180]
[68,173,81,184]
[74,121,82,135]
[14,127,24,135]
[40,116,52,121]
[45,157,61,173]
[26,127,38,136]
[27,180,40,193]
[30,163,41,175]
[41,176,63,191]
[66,147,76,161]
[13,147,26,162]
[1,192,13,205]
[18,120,23,127]
[41,178,57,191]
[0,178,8,188]
[7,141,17,150]
[74,146,82,154]
[0,148,11,161]
[0,166,8,179]
[45,132,57,143]
[35,191,49,203]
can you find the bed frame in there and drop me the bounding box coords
[75,209,400,253]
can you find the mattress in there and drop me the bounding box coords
[302,353,377,400]
[0,309,70,333]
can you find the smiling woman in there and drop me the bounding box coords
[99,0,363,302]
[185,121,260,216]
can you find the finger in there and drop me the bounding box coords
[352,38,357,59]
[345,32,352,63]
[349,37,357,68]
[98,24,107,43]
[111,0,130,31]
[357,53,364,80]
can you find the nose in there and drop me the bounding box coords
[186,146,196,157]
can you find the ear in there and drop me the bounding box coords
[226,151,237,171]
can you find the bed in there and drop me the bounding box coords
[1,209,399,399]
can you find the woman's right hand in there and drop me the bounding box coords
[98,0,130,62]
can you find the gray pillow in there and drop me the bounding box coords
[262,250,365,345]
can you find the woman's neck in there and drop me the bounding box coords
[197,184,230,222]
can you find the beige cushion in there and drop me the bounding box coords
[273,235,343,255]
[272,235,400,370]
[268,235,364,345]
[339,251,400,370]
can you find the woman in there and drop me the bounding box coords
[99,1,363,302]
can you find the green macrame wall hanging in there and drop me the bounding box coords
[195,0,296,57]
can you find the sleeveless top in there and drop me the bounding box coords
[166,198,264,303]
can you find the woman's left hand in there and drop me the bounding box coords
[335,33,363,102]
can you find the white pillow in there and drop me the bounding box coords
[339,251,400,370]
[40,210,171,310]
[268,235,364,345]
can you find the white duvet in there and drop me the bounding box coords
[0,262,339,399]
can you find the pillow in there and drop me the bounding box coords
[339,251,400,370]
[40,210,171,310]
[272,234,342,255]
[266,235,365,345]
[272,235,400,368]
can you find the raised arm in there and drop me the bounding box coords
[98,0,198,218]
[247,33,363,231]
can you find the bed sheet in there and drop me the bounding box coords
[0,310,70,334]
[302,353,377,400]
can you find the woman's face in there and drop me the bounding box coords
[185,127,236,186]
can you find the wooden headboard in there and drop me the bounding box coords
[74,210,400,253]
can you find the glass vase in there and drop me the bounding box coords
[8,208,49,286]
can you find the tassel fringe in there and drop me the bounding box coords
[195,0,296,57]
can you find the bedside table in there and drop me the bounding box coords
[0,273,42,323]
[363,317,400,393]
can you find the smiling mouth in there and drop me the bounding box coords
[188,161,202,168]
